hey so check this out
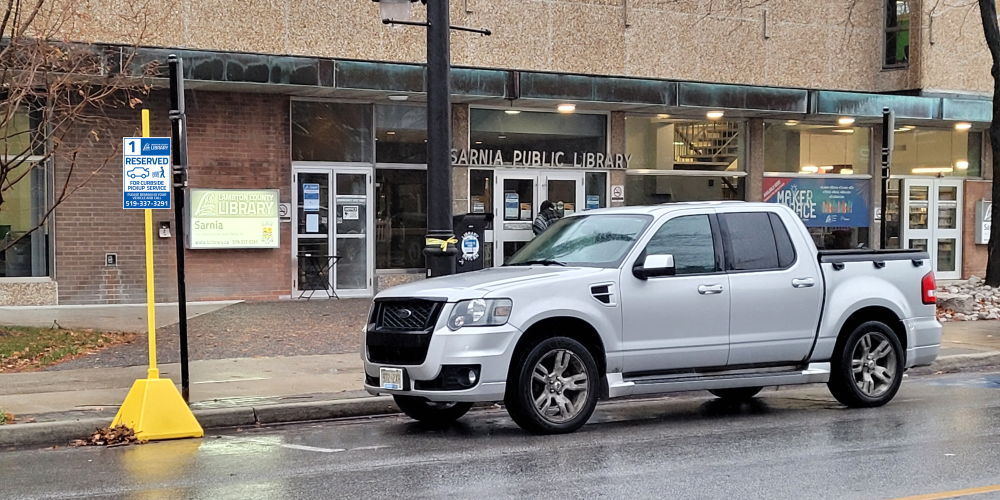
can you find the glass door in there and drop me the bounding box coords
[494,173,537,265]
[542,172,585,218]
[934,180,962,280]
[294,167,374,298]
[333,169,373,295]
[899,178,963,280]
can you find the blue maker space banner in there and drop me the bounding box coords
[763,177,870,228]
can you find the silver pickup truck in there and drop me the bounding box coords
[363,202,941,434]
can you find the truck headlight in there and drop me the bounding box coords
[448,299,513,330]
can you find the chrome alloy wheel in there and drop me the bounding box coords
[851,331,898,398]
[531,349,589,423]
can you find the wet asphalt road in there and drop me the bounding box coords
[3,372,1000,500]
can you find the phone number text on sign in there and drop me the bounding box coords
[123,137,172,210]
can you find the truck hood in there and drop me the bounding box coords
[375,266,606,302]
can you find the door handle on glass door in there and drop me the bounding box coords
[698,284,724,295]
[792,278,816,288]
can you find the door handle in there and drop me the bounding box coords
[792,278,816,288]
[698,284,724,295]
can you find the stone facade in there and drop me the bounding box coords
[0,281,58,306]
[54,0,991,95]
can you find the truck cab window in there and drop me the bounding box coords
[643,215,716,275]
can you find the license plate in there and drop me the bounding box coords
[380,367,404,390]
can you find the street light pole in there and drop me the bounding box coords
[423,0,458,277]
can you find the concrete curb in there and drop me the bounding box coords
[3,352,999,449]
[0,396,399,449]
[908,352,1000,375]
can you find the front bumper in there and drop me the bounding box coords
[363,324,522,402]
[904,316,942,368]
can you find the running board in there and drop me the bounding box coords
[606,363,831,398]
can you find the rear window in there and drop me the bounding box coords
[720,212,795,271]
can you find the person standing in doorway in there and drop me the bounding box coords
[532,200,559,236]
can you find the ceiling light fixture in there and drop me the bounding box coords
[498,135,507,139]
[387,95,409,101]
[557,103,576,113]
[820,166,834,171]
[838,117,855,126]
[475,141,483,144]
[505,110,521,115]
[386,131,396,135]
[841,168,854,175]
[800,166,819,173]
[955,122,972,131]
[785,120,799,126]
[706,110,725,120]
[956,160,970,170]
[657,114,671,119]
[832,129,855,134]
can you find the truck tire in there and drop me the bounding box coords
[708,387,763,401]
[392,395,473,424]
[505,337,599,434]
[827,320,904,408]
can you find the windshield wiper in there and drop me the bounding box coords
[511,259,567,267]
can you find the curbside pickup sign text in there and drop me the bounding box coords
[123,137,171,209]
[187,189,280,249]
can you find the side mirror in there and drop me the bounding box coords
[633,254,676,280]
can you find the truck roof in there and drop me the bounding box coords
[576,201,780,217]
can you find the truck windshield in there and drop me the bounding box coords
[505,214,652,268]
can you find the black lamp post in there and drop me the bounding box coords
[374,0,490,277]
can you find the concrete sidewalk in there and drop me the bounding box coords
[0,321,998,447]
[0,301,241,333]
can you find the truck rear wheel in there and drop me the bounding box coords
[827,321,903,408]
[505,337,599,435]
[392,395,472,424]
[708,387,763,401]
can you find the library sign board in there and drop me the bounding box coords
[187,189,280,249]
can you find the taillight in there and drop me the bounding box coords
[921,272,936,305]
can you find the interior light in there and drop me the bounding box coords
[838,117,855,126]
[657,114,671,119]
[498,135,506,139]
[832,129,855,134]
[820,166,834,171]
[387,95,409,101]
[895,126,914,132]
[956,122,972,131]
[956,160,970,170]
[505,110,521,115]
[707,110,725,119]
[386,131,396,135]
[800,166,819,173]
[557,103,576,113]
[912,167,954,174]
[785,120,799,126]
[475,141,483,145]
[841,168,854,175]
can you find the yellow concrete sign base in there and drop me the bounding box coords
[111,378,204,441]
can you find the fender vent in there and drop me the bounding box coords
[590,283,616,305]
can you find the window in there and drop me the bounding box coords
[764,122,870,174]
[291,101,373,162]
[585,172,607,210]
[376,105,427,164]
[884,0,910,68]
[625,116,747,205]
[1,108,49,278]
[769,213,796,268]
[891,128,981,177]
[504,214,651,268]
[375,169,426,269]
[643,215,717,275]
[470,109,607,164]
[720,212,781,271]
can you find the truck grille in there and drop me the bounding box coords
[366,299,444,366]
[371,300,442,331]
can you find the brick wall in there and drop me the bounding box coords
[963,180,992,280]
[54,91,292,304]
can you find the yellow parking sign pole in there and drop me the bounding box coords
[111,109,203,441]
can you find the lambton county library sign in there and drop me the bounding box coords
[452,149,632,169]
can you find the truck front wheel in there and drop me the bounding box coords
[392,395,472,424]
[505,337,599,434]
[828,321,904,408]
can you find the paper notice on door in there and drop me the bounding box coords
[343,205,359,220]
[306,213,319,233]
[303,183,320,211]
[504,193,519,220]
